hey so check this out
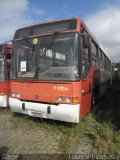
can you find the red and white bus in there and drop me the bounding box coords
[117,68,120,80]
[0,43,12,107]
[9,18,112,123]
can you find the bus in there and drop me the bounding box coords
[117,63,120,80]
[9,18,112,123]
[0,43,12,107]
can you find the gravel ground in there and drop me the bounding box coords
[0,110,63,155]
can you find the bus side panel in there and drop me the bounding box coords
[80,87,92,118]
[72,81,82,119]
[0,81,9,107]
[10,81,73,104]
[80,68,100,118]
[80,69,93,118]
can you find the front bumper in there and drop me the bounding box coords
[9,98,80,123]
[0,95,7,107]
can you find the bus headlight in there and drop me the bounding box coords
[16,93,21,98]
[65,97,71,103]
[57,96,63,102]
[0,90,5,95]
[11,92,15,97]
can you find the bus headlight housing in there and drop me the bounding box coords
[11,92,15,97]
[57,96,79,104]
[65,97,71,103]
[57,96,63,102]
[72,97,79,104]
[16,93,21,98]
[11,92,21,98]
[0,90,5,95]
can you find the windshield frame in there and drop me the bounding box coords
[11,32,80,82]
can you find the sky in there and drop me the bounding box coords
[0,0,120,62]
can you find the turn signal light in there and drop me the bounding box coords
[72,97,79,104]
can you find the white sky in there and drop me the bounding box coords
[86,5,120,62]
[0,0,32,42]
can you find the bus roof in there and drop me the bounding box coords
[14,18,78,40]
[14,18,98,42]
[16,18,77,31]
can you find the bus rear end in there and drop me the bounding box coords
[0,44,12,107]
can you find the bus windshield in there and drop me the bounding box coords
[11,32,80,81]
[0,54,5,82]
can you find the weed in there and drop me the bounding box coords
[87,130,99,140]
[1,101,120,154]
[114,130,120,149]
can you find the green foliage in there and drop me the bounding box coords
[98,123,113,141]
[114,130,120,148]
[87,130,99,140]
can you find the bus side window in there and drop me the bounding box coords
[91,41,98,67]
[103,54,105,70]
[102,53,104,69]
[98,49,103,69]
[81,36,91,80]
[0,56,5,81]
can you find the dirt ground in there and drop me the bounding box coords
[0,110,64,155]
[0,80,120,159]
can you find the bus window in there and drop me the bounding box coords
[91,41,98,67]
[103,54,106,70]
[98,49,103,69]
[81,36,91,80]
[13,32,79,81]
[0,55,5,82]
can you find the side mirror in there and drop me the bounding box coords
[82,34,90,48]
